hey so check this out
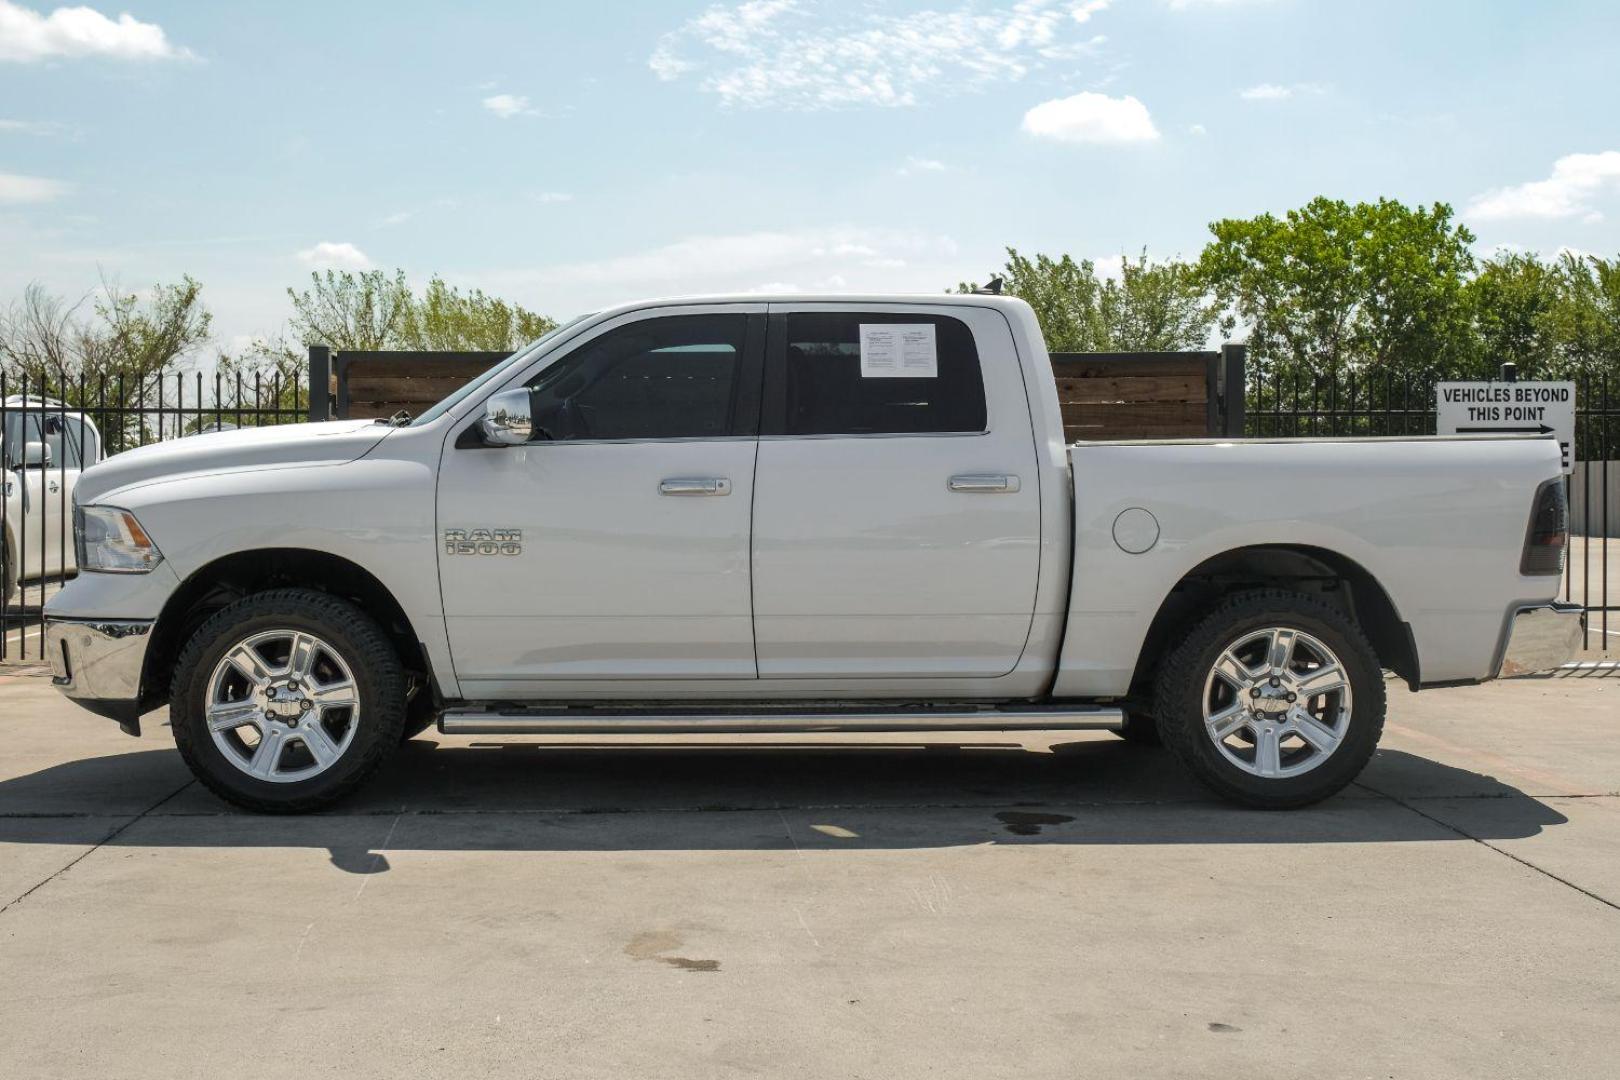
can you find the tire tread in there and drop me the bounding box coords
[1154,587,1386,809]
[169,588,406,813]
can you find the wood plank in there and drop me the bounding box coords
[1061,400,1209,439]
[346,401,419,419]
[343,354,508,379]
[347,375,484,401]
[1065,424,1202,441]
[1049,353,1215,378]
[1054,375,1206,405]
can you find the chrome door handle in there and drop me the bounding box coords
[659,477,732,496]
[948,474,1019,493]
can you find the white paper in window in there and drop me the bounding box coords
[859,323,937,378]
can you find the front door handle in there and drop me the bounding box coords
[659,477,732,496]
[47,481,60,494]
[948,474,1020,493]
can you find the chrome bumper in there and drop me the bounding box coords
[44,617,154,734]
[1496,603,1584,678]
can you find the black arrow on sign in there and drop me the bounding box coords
[1456,424,1555,434]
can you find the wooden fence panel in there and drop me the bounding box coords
[319,346,1241,441]
[1050,351,1218,440]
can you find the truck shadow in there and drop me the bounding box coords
[0,737,1571,874]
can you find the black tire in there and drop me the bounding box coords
[1112,710,1162,746]
[1154,588,1385,809]
[170,588,407,813]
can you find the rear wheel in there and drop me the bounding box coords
[1154,589,1384,809]
[170,589,406,813]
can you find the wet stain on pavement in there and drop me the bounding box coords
[994,810,1075,836]
[661,956,720,972]
[625,930,720,973]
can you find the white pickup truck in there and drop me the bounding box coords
[3,398,102,604]
[43,295,1581,812]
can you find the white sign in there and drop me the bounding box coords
[1436,381,1576,473]
[859,323,937,378]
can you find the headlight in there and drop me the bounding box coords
[74,505,164,573]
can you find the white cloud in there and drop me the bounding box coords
[1188,122,1207,136]
[1465,151,1620,222]
[651,0,1111,110]
[379,210,414,227]
[1240,82,1290,101]
[0,0,194,62]
[1168,0,1279,8]
[0,117,67,135]
[478,227,962,312]
[532,191,573,203]
[1021,92,1159,144]
[296,241,372,270]
[481,93,536,119]
[1239,82,1326,101]
[897,156,948,176]
[0,171,66,202]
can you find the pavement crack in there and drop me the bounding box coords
[1354,780,1620,914]
[0,779,195,917]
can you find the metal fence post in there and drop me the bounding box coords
[1220,343,1247,437]
[307,346,331,422]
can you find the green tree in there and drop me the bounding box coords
[1468,250,1561,377]
[1544,252,1620,380]
[404,277,557,351]
[1,276,211,386]
[1196,197,1480,383]
[285,269,555,353]
[958,248,1213,352]
[1,277,213,446]
[286,269,414,352]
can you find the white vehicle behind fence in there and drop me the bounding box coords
[2,398,104,605]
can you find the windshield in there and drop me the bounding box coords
[408,313,596,427]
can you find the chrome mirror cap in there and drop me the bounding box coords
[480,389,533,446]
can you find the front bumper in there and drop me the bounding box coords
[1496,603,1584,678]
[44,617,154,735]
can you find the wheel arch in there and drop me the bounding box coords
[140,548,435,713]
[1129,544,1418,699]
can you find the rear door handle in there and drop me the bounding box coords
[659,477,732,496]
[948,474,1019,493]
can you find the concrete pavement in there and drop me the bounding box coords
[0,667,1616,1079]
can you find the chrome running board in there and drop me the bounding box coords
[439,704,1124,737]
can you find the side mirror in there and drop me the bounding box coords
[21,441,51,469]
[480,389,533,446]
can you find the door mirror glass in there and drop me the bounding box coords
[480,389,534,446]
[21,440,51,468]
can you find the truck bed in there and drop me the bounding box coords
[1053,434,1565,697]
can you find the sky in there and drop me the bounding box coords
[2,0,1619,360]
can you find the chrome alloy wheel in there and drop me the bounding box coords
[1201,627,1353,780]
[205,630,361,783]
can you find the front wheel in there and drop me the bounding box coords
[170,589,407,813]
[1154,589,1385,809]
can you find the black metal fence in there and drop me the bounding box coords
[2,368,308,661]
[1242,366,1617,653]
[4,357,1614,663]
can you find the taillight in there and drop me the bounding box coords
[1520,478,1567,576]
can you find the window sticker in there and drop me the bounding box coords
[859,323,938,378]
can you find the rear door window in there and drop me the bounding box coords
[765,312,987,436]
